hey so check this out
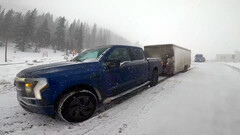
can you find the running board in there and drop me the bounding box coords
[103,81,150,104]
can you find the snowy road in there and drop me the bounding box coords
[0,62,240,135]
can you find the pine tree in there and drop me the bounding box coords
[13,12,24,43]
[1,9,14,62]
[0,9,5,40]
[16,9,37,51]
[91,23,97,46]
[106,30,111,44]
[97,29,103,45]
[83,23,90,48]
[102,29,108,45]
[45,12,55,44]
[75,22,84,51]
[66,40,69,55]
[35,18,50,51]
[0,5,131,52]
[54,17,66,51]
[68,20,77,50]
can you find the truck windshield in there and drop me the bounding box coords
[196,54,203,58]
[72,47,109,62]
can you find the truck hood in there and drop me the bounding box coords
[16,61,99,78]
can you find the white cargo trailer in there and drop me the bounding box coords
[144,44,191,74]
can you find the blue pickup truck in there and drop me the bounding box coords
[15,45,162,122]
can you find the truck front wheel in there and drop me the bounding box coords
[150,69,158,87]
[57,90,98,122]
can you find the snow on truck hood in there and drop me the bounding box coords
[16,61,98,78]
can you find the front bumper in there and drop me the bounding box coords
[17,92,55,116]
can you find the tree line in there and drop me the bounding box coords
[0,5,131,55]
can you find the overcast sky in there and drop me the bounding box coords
[1,0,240,59]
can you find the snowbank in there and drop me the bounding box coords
[222,62,240,70]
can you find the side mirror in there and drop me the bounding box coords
[105,59,120,69]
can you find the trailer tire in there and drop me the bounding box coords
[150,69,158,87]
[184,65,188,72]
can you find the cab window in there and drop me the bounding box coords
[130,48,145,60]
[107,48,131,62]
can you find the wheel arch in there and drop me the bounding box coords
[54,84,102,108]
[153,67,159,74]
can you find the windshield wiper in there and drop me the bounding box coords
[71,59,82,62]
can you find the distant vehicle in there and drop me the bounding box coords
[144,44,191,74]
[194,54,205,62]
[15,45,162,122]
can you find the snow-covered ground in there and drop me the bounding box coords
[0,43,68,64]
[0,47,240,135]
[0,43,68,83]
[222,62,240,71]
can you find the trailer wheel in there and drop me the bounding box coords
[150,69,158,87]
[183,65,188,72]
[57,90,98,122]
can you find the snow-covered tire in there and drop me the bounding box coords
[150,69,158,87]
[57,90,98,122]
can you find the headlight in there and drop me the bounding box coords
[32,78,48,99]
[17,78,48,99]
[25,82,37,97]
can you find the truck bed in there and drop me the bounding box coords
[147,58,162,79]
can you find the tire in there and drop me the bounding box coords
[183,65,188,72]
[57,90,98,122]
[150,69,158,87]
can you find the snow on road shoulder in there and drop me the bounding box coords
[222,62,240,71]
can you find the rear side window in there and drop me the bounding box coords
[107,48,130,62]
[130,48,145,60]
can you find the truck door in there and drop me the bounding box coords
[103,47,135,96]
[129,48,148,85]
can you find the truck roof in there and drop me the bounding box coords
[94,45,142,49]
[144,44,191,52]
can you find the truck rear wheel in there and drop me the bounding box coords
[150,69,158,87]
[57,90,98,122]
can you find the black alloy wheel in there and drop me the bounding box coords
[150,69,158,87]
[58,90,97,122]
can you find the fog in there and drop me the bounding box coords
[1,0,240,59]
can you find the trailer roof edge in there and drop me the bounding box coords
[144,44,191,52]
